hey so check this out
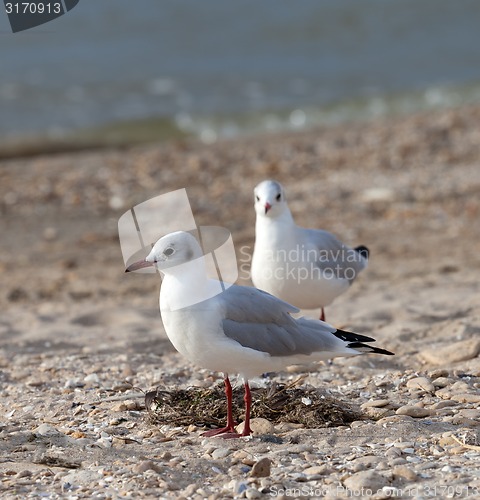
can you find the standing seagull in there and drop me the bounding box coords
[252,180,369,321]
[126,231,393,438]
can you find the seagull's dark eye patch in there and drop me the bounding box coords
[164,248,174,256]
[276,193,281,201]
[255,195,260,202]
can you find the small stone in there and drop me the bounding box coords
[376,415,415,425]
[392,466,418,481]
[180,483,198,498]
[450,381,472,392]
[395,405,431,418]
[113,402,127,412]
[343,470,386,492]
[351,455,384,472]
[303,465,329,476]
[438,435,456,447]
[364,407,392,419]
[428,369,450,379]
[211,447,233,459]
[450,446,468,455]
[124,400,139,410]
[64,379,84,389]
[432,377,452,388]
[17,470,32,478]
[393,441,415,450]
[451,393,480,404]
[245,488,262,499]
[385,447,402,459]
[361,399,390,408]
[250,458,271,478]
[431,400,457,409]
[236,418,275,436]
[43,227,58,241]
[419,339,480,365]
[361,187,395,203]
[458,409,480,419]
[406,376,435,393]
[133,460,161,474]
[84,373,100,385]
[70,431,86,439]
[451,416,479,427]
[35,424,63,437]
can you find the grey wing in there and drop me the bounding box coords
[303,228,368,282]
[219,285,343,357]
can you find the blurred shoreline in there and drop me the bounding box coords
[2,82,480,160]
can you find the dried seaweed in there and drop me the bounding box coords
[145,381,362,430]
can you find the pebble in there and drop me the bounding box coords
[458,409,480,419]
[432,377,452,388]
[395,405,431,418]
[406,376,435,393]
[431,400,457,409]
[250,458,271,478]
[34,423,63,437]
[351,455,384,472]
[419,339,480,365]
[211,447,233,459]
[236,418,275,436]
[428,369,450,379]
[376,415,415,425]
[361,399,390,408]
[451,393,480,404]
[392,465,418,481]
[132,460,162,474]
[83,373,100,385]
[245,488,262,499]
[303,465,330,476]
[385,447,402,459]
[439,435,456,446]
[343,470,387,493]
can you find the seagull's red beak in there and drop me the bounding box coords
[264,202,272,214]
[125,259,155,273]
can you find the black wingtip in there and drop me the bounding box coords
[354,245,370,260]
[347,342,395,356]
[333,329,376,344]
[333,329,394,356]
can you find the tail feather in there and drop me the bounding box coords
[355,245,370,260]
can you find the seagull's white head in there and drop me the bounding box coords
[125,231,203,273]
[254,179,287,218]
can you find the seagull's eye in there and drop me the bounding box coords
[255,195,260,202]
[164,248,174,256]
[276,193,281,201]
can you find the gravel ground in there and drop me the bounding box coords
[1,104,480,499]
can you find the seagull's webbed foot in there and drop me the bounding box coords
[201,425,238,438]
[202,427,250,439]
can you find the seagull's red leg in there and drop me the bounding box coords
[201,375,238,437]
[224,376,237,431]
[241,381,253,437]
[320,308,325,322]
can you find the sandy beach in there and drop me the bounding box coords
[1,104,480,498]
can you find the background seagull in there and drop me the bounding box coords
[252,179,369,321]
[126,231,393,438]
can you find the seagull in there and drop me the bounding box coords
[126,231,393,438]
[252,179,370,322]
